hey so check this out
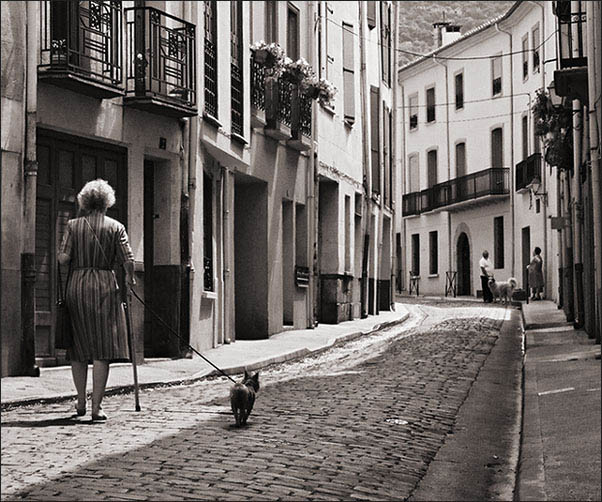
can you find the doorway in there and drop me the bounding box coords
[457,232,471,295]
[522,226,531,291]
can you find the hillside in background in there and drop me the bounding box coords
[397,1,515,67]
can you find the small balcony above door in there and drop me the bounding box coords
[38,0,124,99]
[124,6,197,118]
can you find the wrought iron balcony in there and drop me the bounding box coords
[288,88,312,151]
[124,6,197,118]
[554,0,587,69]
[250,57,266,129]
[516,153,542,192]
[38,0,123,98]
[402,167,510,216]
[265,75,293,141]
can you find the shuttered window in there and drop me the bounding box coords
[532,25,540,72]
[426,87,435,122]
[522,35,529,79]
[408,154,420,193]
[456,142,466,177]
[380,2,391,86]
[370,86,380,195]
[383,103,390,206]
[342,23,355,122]
[494,216,504,269]
[455,72,464,109]
[287,4,299,61]
[265,1,278,43]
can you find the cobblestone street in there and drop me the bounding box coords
[1,302,512,501]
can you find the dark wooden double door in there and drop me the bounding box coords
[35,130,127,363]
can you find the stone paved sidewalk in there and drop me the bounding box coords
[1,304,409,408]
[517,300,601,501]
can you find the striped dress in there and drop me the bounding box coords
[59,212,134,362]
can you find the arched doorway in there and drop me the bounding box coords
[457,232,471,296]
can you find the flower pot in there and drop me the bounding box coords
[253,49,269,64]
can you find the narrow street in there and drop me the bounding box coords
[1,302,520,501]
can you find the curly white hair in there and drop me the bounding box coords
[77,179,116,213]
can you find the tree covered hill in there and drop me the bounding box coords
[397,1,515,67]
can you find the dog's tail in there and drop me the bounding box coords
[508,277,517,288]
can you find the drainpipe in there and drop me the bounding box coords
[390,0,399,305]
[358,1,371,317]
[22,2,40,377]
[496,22,515,279]
[586,1,602,341]
[572,101,584,328]
[433,54,452,294]
[307,1,317,328]
[400,84,407,292]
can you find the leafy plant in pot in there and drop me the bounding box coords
[250,41,286,78]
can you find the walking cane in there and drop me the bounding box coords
[124,288,141,411]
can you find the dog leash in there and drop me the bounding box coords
[84,216,238,385]
[129,287,237,384]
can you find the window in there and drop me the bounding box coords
[494,216,504,269]
[456,142,466,177]
[427,149,437,188]
[491,127,503,167]
[409,94,418,130]
[204,172,214,291]
[532,25,540,72]
[342,23,355,122]
[317,3,323,78]
[408,154,420,193]
[522,115,529,160]
[426,87,435,123]
[370,86,380,195]
[492,55,502,96]
[522,35,529,79]
[411,234,420,276]
[231,1,243,136]
[367,1,376,30]
[380,2,391,86]
[455,72,464,109]
[265,1,278,43]
[287,4,299,61]
[429,231,438,275]
[204,0,218,118]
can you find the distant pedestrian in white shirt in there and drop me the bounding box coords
[479,250,493,303]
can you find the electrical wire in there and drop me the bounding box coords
[400,91,533,108]
[322,14,557,62]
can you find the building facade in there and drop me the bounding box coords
[397,1,559,301]
[1,0,399,376]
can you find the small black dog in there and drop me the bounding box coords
[229,370,259,427]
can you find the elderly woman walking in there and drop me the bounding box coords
[58,179,135,421]
[527,246,545,300]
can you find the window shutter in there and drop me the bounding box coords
[367,1,376,30]
[343,23,355,121]
[383,104,390,206]
[370,86,380,194]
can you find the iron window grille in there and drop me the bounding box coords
[231,1,243,136]
[204,0,218,118]
[39,0,122,88]
[251,56,265,111]
[125,6,196,108]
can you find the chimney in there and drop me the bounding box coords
[433,22,462,48]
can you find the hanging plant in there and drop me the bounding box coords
[284,57,315,84]
[250,41,286,77]
[303,76,337,106]
[531,89,573,170]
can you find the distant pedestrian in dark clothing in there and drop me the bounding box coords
[479,250,493,303]
[527,247,544,300]
[58,179,135,421]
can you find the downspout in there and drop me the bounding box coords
[433,54,452,294]
[358,0,371,318]
[401,84,407,291]
[572,101,584,328]
[22,2,40,376]
[496,21,515,279]
[308,1,317,328]
[390,0,399,305]
[586,0,602,340]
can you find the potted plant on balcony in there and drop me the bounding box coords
[532,89,573,170]
[284,57,315,85]
[250,41,285,77]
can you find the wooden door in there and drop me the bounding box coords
[35,130,127,363]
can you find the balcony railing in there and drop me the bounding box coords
[251,57,265,111]
[402,167,510,216]
[554,0,587,69]
[125,6,196,117]
[299,92,312,138]
[516,153,542,191]
[277,78,293,128]
[265,75,293,140]
[39,0,123,98]
[231,62,243,137]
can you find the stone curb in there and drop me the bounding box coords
[0,313,409,411]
